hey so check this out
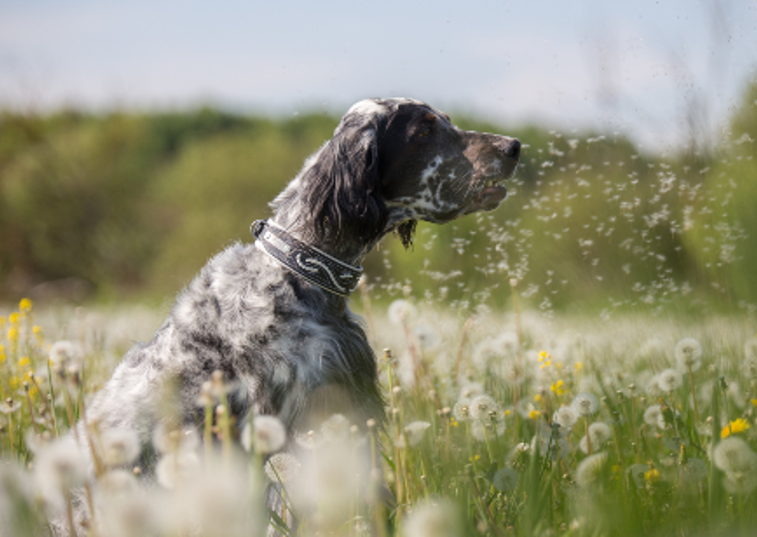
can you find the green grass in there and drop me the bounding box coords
[1,297,756,536]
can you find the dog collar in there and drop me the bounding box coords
[250,220,363,298]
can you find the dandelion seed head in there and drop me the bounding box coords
[402,499,462,537]
[492,467,520,493]
[99,428,141,467]
[452,399,471,422]
[48,341,83,370]
[575,452,608,488]
[265,452,301,483]
[404,421,432,447]
[34,437,88,503]
[155,451,201,489]
[643,405,667,430]
[571,393,599,417]
[657,368,683,393]
[241,415,287,455]
[414,324,439,350]
[579,422,612,453]
[388,299,416,326]
[553,405,579,429]
[712,437,757,473]
[468,395,501,421]
[675,338,703,372]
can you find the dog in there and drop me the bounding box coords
[75,97,519,530]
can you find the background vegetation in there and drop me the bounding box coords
[1,80,756,314]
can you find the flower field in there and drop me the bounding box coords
[1,296,756,537]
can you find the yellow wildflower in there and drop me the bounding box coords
[7,327,19,343]
[9,376,19,390]
[644,468,660,483]
[751,399,757,408]
[33,326,43,336]
[551,380,565,396]
[19,298,32,313]
[469,454,481,462]
[9,313,20,325]
[534,393,542,403]
[528,409,541,420]
[721,418,751,439]
[574,362,583,372]
[505,409,512,416]
[18,356,31,369]
[450,417,459,428]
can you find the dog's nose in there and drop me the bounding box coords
[505,139,521,160]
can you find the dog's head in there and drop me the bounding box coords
[277,98,520,252]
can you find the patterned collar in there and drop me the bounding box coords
[250,220,363,298]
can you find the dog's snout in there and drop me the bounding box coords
[504,138,521,160]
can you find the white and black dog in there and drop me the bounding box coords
[77,97,519,528]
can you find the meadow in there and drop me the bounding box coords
[0,289,756,536]
[1,81,756,537]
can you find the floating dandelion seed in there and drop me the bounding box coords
[657,368,683,393]
[575,452,608,487]
[675,338,703,372]
[404,421,432,447]
[571,393,599,417]
[241,415,286,455]
[492,467,520,493]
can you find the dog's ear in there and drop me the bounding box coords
[303,125,387,247]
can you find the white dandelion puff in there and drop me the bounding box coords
[468,395,501,421]
[553,405,579,429]
[571,393,599,417]
[575,452,608,488]
[643,405,668,430]
[320,413,352,442]
[265,452,301,483]
[713,437,757,474]
[241,415,286,455]
[153,424,199,455]
[34,437,88,506]
[48,341,83,370]
[452,399,472,422]
[402,499,462,537]
[404,421,432,447]
[98,428,141,468]
[388,299,416,326]
[675,338,703,372]
[657,368,683,393]
[155,450,201,489]
[492,467,520,493]
[579,422,613,454]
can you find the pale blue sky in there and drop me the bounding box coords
[1,0,756,150]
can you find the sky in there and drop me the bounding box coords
[1,0,756,151]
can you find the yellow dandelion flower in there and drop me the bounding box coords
[644,468,660,483]
[469,455,481,462]
[721,418,751,439]
[551,380,565,395]
[18,356,31,369]
[9,313,20,325]
[19,298,32,313]
[7,327,19,342]
[450,418,459,428]
[751,399,757,408]
[538,350,550,362]
[528,409,541,420]
[534,393,542,403]
[0,344,5,363]
[505,409,512,416]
